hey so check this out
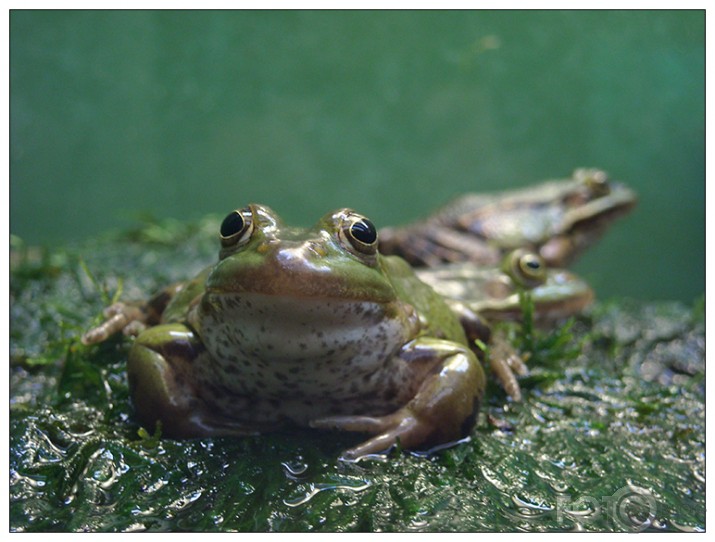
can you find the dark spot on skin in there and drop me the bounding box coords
[381,386,397,403]
[205,383,227,400]
[362,311,377,322]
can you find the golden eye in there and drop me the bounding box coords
[219,207,254,248]
[503,249,547,288]
[579,168,611,197]
[341,213,378,255]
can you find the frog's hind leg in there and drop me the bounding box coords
[310,339,486,459]
[128,323,259,438]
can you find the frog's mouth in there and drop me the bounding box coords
[542,183,637,266]
[562,183,637,234]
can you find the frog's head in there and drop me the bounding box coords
[536,168,637,266]
[417,249,594,323]
[489,249,595,321]
[454,169,637,267]
[207,204,396,301]
[197,204,416,372]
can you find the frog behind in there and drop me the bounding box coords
[378,168,637,267]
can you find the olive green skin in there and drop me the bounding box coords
[125,205,486,458]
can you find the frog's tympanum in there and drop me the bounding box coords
[379,169,637,268]
[83,205,487,458]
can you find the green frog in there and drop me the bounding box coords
[415,249,594,401]
[82,205,487,459]
[82,205,598,457]
[379,168,637,267]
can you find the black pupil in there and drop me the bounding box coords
[221,211,245,238]
[351,219,377,244]
[525,259,541,270]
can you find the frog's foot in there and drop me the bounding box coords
[82,282,186,345]
[311,409,431,459]
[311,342,485,459]
[82,302,148,345]
[489,335,529,402]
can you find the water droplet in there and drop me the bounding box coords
[281,459,308,479]
[283,480,371,508]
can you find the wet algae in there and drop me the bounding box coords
[9,218,705,532]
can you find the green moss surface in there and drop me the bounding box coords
[10,217,705,532]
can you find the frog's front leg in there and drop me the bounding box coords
[488,332,529,402]
[446,300,528,402]
[310,339,486,459]
[81,301,148,345]
[127,323,258,438]
[81,283,184,345]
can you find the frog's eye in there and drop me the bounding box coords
[341,214,378,255]
[503,249,547,288]
[220,207,254,248]
[584,170,611,197]
[572,168,610,199]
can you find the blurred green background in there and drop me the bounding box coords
[10,10,704,302]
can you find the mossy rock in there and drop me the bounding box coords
[9,218,704,532]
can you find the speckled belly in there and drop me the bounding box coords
[190,292,421,424]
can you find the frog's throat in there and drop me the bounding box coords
[197,292,414,367]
